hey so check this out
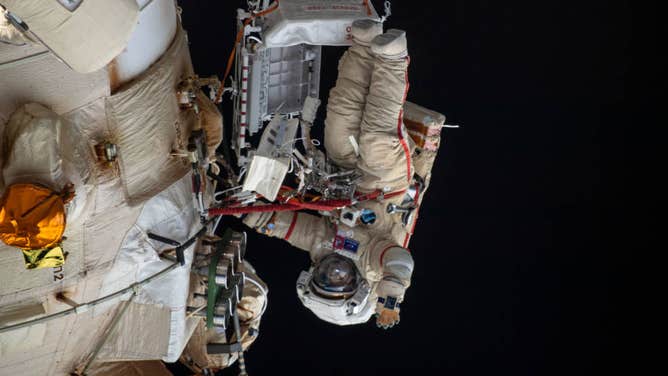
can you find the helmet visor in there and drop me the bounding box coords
[311,254,359,299]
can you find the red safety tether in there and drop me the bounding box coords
[207,189,405,216]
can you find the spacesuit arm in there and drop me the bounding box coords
[371,245,415,301]
[367,244,414,329]
[243,211,334,255]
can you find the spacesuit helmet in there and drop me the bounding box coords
[311,253,359,298]
[296,253,374,326]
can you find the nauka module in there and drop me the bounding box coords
[0,1,453,375]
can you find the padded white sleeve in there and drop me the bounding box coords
[243,211,334,255]
[373,245,414,300]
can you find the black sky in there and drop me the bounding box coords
[175,1,648,374]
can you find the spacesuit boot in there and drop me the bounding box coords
[351,19,384,46]
[370,29,408,59]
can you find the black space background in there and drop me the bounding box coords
[171,1,654,375]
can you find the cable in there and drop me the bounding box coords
[214,1,280,103]
[140,0,155,11]
[209,202,300,216]
[244,276,268,318]
[212,215,223,235]
[247,35,263,45]
[76,293,137,375]
[0,259,181,334]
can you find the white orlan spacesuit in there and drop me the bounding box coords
[244,20,418,329]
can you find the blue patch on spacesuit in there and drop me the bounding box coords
[333,235,359,253]
[343,238,359,253]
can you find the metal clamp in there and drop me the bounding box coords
[386,204,416,227]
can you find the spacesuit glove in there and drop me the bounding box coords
[375,296,401,329]
[374,277,405,329]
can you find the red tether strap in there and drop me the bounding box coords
[284,212,299,241]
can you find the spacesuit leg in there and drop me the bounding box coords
[324,20,382,169]
[357,30,414,193]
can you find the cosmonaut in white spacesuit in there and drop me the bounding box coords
[244,20,417,329]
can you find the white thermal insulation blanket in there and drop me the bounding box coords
[1,0,139,73]
[0,44,110,126]
[2,103,90,220]
[86,360,173,376]
[263,0,380,47]
[105,28,195,204]
[96,174,204,362]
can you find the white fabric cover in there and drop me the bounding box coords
[112,0,177,86]
[97,302,172,361]
[242,155,290,201]
[87,360,173,376]
[2,103,66,188]
[2,120,102,223]
[0,43,108,197]
[0,321,46,356]
[0,125,203,369]
[0,40,47,68]
[0,300,46,357]
[0,299,125,376]
[2,103,90,222]
[106,28,194,204]
[0,43,110,125]
[1,0,139,73]
[97,174,203,362]
[263,0,379,47]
